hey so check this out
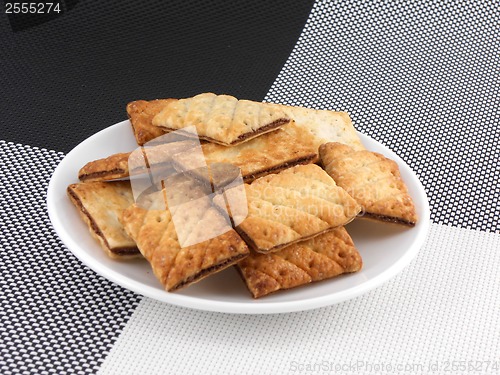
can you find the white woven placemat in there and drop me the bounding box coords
[98,224,500,374]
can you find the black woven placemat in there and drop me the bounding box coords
[0,0,314,152]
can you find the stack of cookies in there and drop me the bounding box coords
[68,93,417,298]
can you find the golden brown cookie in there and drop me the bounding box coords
[78,140,197,182]
[126,99,173,145]
[215,164,361,253]
[237,227,362,298]
[120,177,249,291]
[275,104,365,151]
[152,93,290,146]
[67,181,140,259]
[319,142,417,226]
[172,121,319,185]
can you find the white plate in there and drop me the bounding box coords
[47,120,430,314]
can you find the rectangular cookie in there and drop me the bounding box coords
[120,175,249,291]
[276,104,365,151]
[67,181,140,259]
[152,93,291,146]
[215,164,362,254]
[134,97,364,150]
[78,140,198,182]
[237,227,362,298]
[171,120,319,185]
[319,142,418,226]
[126,99,173,145]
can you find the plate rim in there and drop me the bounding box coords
[47,120,431,314]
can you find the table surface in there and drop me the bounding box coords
[1,1,498,374]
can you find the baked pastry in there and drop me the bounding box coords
[120,175,249,291]
[152,93,290,146]
[131,96,364,149]
[319,142,417,226]
[237,227,362,298]
[215,164,361,253]
[78,140,198,182]
[276,104,365,151]
[67,181,140,259]
[78,152,132,182]
[127,99,173,145]
[172,121,319,185]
